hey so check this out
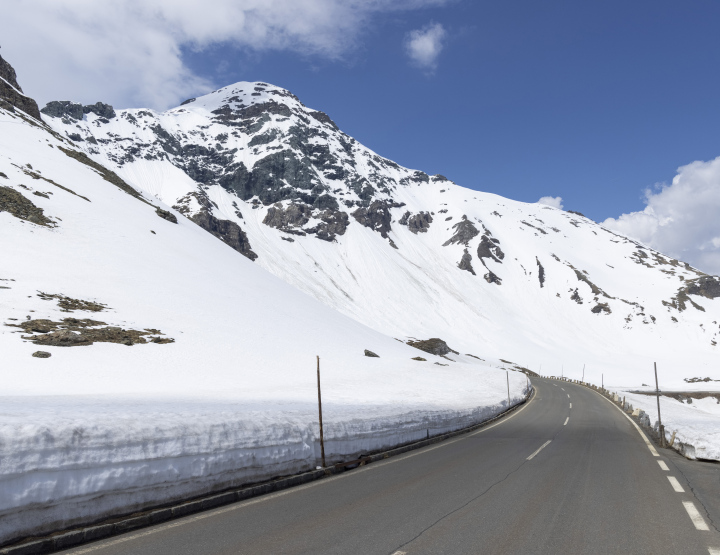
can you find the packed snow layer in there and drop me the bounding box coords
[618,391,720,461]
[0,109,528,543]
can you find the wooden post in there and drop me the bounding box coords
[317,355,326,467]
[507,370,510,407]
[654,362,664,447]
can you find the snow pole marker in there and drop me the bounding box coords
[506,370,510,407]
[316,355,326,468]
[654,362,665,447]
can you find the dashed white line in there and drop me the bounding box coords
[564,417,569,426]
[527,440,552,460]
[567,394,570,398]
[683,501,710,531]
[569,403,572,409]
[658,460,669,471]
[391,551,407,555]
[561,388,565,391]
[707,547,720,554]
[668,476,685,493]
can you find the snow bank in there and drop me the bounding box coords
[0,109,529,544]
[617,391,720,461]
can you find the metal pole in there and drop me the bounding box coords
[602,373,604,390]
[507,370,510,407]
[654,362,664,447]
[317,355,326,467]
[582,364,585,383]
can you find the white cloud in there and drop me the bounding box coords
[603,156,720,275]
[0,0,447,110]
[536,196,564,210]
[404,22,446,72]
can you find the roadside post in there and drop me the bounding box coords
[507,370,510,407]
[654,362,665,448]
[316,355,326,467]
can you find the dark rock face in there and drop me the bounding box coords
[443,216,479,246]
[192,210,258,261]
[311,210,350,242]
[364,349,379,357]
[686,276,720,299]
[0,54,42,120]
[411,356,427,361]
[0,186,54,226]
[591,303,611,314]
[83,102,116,119]
[156,208,178,224]
[42,100,84,120]
[484,270,502,285]
[263,203,311,232]
[536,258,545,287]
[352,200,396,238]
[399,211,433,234]
[477,235,505,263]
[570,289,583,304]
[407,338,459,356]
[32,351,51,358]
[458,249,475,275]
[42,100,116,121]
[308,110,338,129]
[13,318,174,346]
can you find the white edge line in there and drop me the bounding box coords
[527,440,552,460]
[66,387,538,553]
[683,501,710,531]
[591,388,659,456]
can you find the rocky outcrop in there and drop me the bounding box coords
[41,101,116,121]
[458,249,475,275]
[443,216,479,246]
[352,200,398,239]
[0,54,42,120]
[477,234,504,263]
[263,203,311,233]
[536,258,545,287]
[407,338,459,357]
[192,210,258,261]
[0,186,53,226]
[399,211,433,234]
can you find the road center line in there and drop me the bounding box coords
[683,501,710,531]
[567,394,570,398]
[569,403,572,408]
[391,551,407,555]
[561,388,565,391]
[527,440,552,460]
[658,460,669,471]
[707,547,720,554]
[668,476,685,492]
[564,417,569,426]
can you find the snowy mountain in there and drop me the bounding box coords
[41,80,720,387]
[0,57,527,544]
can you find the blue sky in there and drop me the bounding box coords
[179,0,720,223]
[4,0,720,272]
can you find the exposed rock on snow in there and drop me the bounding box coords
[458,249,475,275]
[443,215,479,246]
[399,210,433,234]
[0,54,42,121]
[364,349,379,357]
[37,292,107,312]
[0,185,54,226]
[11,318,175,347]
[407,338,459,357]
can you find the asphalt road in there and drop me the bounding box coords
[61,378,720,555]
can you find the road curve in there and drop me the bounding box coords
[60,379,720,555]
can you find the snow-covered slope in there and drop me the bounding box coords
[43,82,720,389]
[0,61,528,544]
